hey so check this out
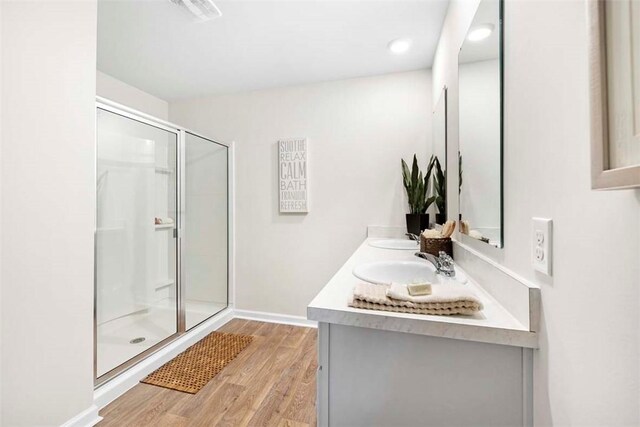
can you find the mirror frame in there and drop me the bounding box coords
[588,0,640,190]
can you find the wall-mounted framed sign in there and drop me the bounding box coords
[278,138,309,213]
[589,0,640,189]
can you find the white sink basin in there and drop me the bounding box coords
[353,261,437,285]
[368,239,419,250]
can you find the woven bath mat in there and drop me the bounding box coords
[141,332,253,394]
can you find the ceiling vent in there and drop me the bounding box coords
[170,0,222,22]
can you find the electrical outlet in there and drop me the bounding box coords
[532,218,552,276]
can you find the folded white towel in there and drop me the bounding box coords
[386,283,434,303]
[349,282,483,316]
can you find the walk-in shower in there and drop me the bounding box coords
[95,98,229,385]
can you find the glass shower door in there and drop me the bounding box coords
[96,108,179,380]
[183,132,229,330]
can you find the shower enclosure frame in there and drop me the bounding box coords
[94,96,234,387]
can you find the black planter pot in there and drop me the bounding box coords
[406,213,430,235]
[435,213,447,225]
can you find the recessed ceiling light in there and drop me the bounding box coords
[467,24,494,42]
[388,38,412,55]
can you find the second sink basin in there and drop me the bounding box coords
[368,239,419,250]
[353,261,437,285]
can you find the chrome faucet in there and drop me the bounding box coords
[405,233,420,242]
[415,251,456,277]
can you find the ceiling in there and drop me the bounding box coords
[97,0,449,100]
[459,0,499,64]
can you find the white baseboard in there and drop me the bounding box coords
[93,307,234,410]
[60,404,101,427]
[234,309,317,328]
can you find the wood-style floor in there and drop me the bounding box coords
[98,319,317,427]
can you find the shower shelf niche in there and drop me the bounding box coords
[155,224,175,230]
[155,166,174,174]
[155,279,175,291]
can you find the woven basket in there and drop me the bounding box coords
[420,235,453,258]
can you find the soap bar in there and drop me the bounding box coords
[407,283,432,296]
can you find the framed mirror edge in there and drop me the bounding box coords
[587,0,640,190]
[498,0,504,249]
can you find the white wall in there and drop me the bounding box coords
[97,70,169,120]
[433,0,640,425]
[1,1,97,425]
[171,70,431,317]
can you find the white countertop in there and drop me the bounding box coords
[307,238,538,348]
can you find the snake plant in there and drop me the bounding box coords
[432,156,446,214]
[401,154,435,214]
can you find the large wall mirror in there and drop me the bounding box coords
[458,0,503,248]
